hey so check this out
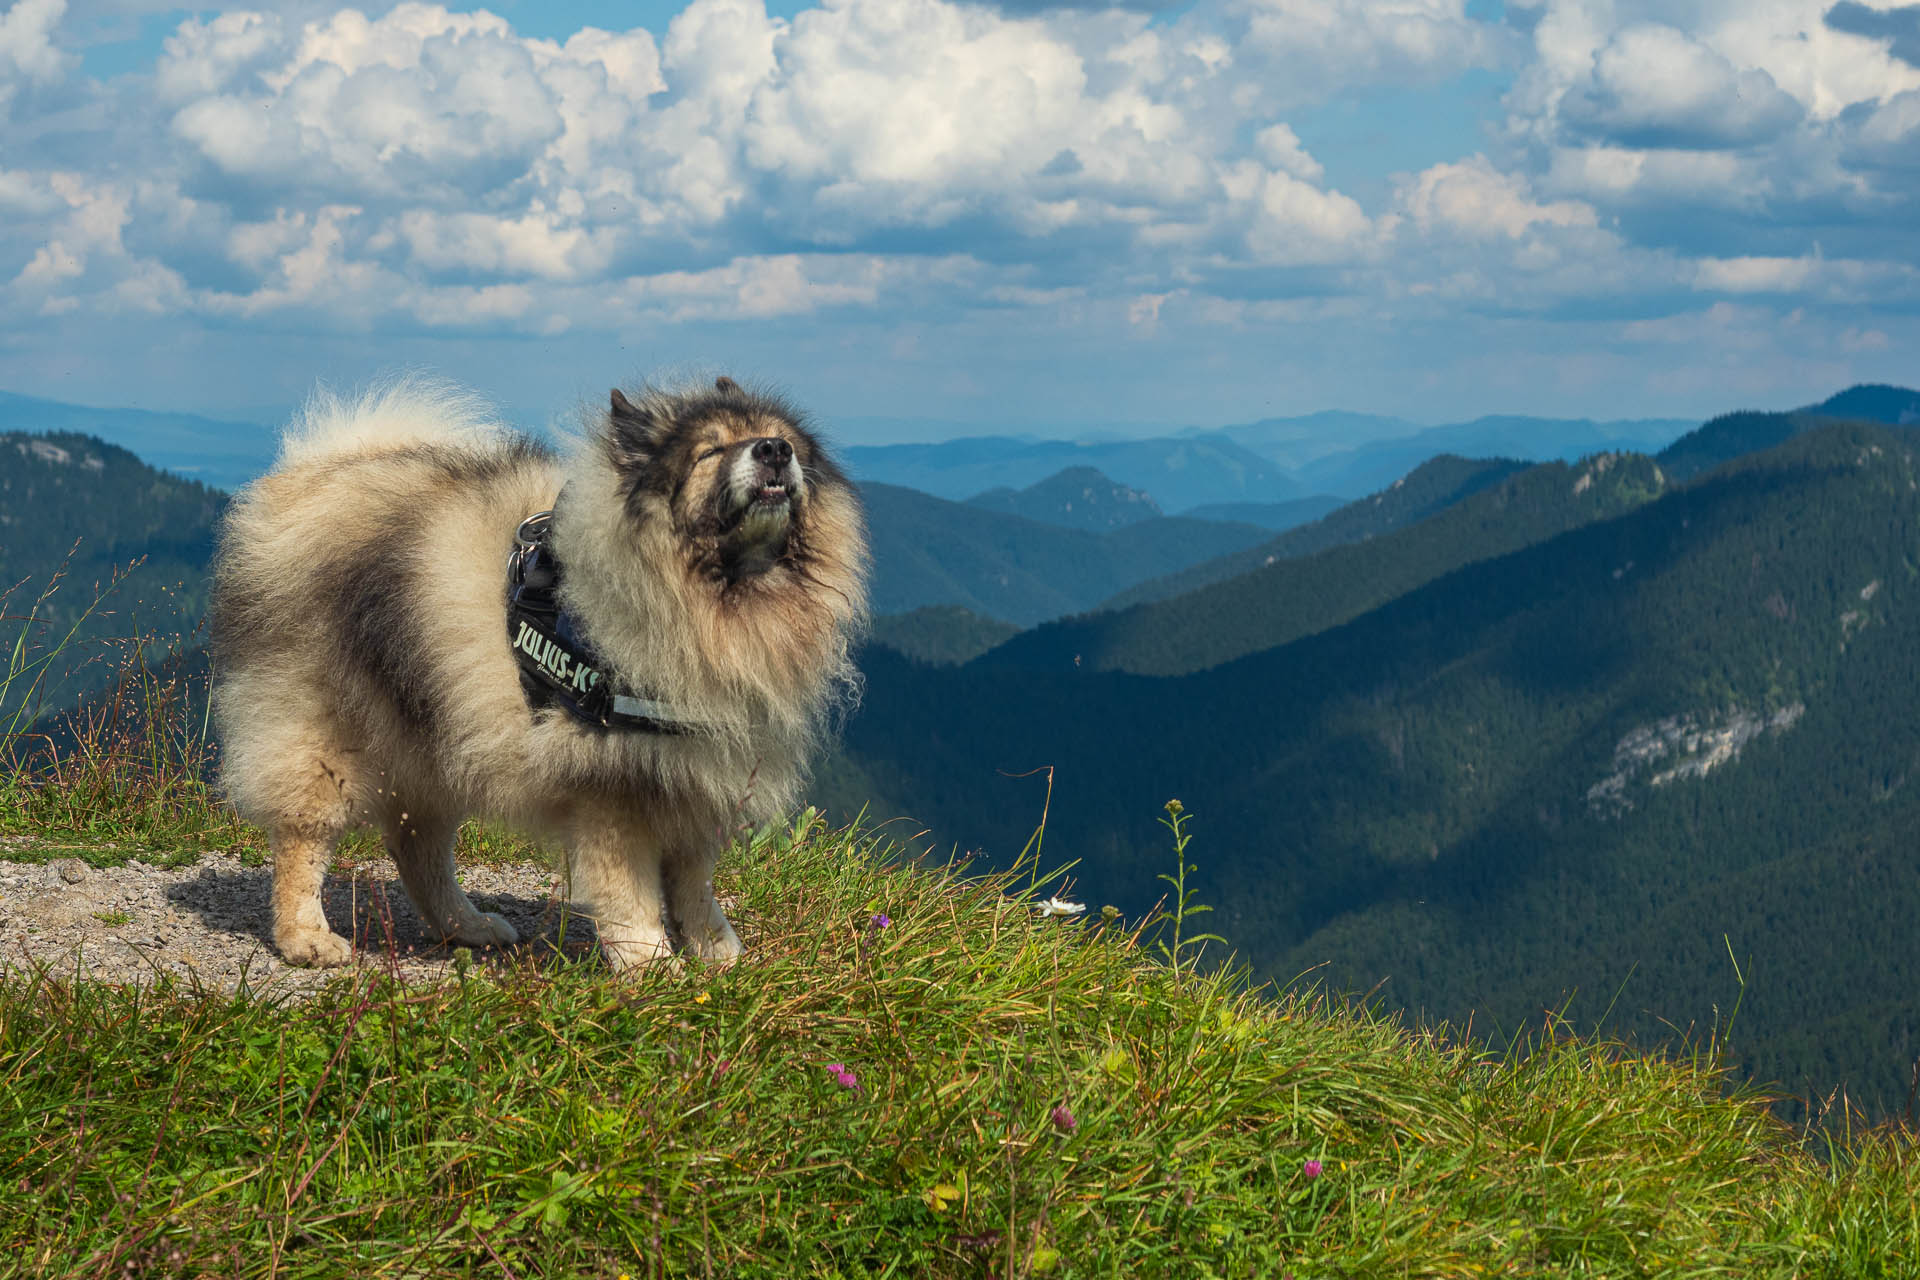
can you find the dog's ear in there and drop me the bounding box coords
[606,387,665,462]
[715,376,740,395]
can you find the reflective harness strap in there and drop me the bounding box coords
[505,506,701,734]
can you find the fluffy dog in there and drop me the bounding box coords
[210,377,868,967]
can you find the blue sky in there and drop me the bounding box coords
[3,0,1917,442]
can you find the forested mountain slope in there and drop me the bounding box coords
[865,605,1020,666]
[861,482,1269,625]
[1810,383,1920,424]
[1653,383,1920,483]
[0,432,223,707]
[983,453,1660,675]
[815,422,1920,1120]
[1106,455,1532,611]
[1178,494,1345,531]
[0,433,224,610]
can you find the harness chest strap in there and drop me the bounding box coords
[505,506,701,734]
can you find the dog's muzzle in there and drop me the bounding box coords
[736,437,800,514]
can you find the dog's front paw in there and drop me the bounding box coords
[453,912,519,949]
[278,928,353,967]
[686,919,744,964]
[600,933,678,970]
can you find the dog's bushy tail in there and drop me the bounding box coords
[277,375,508,467]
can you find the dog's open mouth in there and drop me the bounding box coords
[754,483,791,506]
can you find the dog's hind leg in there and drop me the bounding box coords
[268,759,357,968]
[665,848,743,963]
[384,813,519,950]
[567,815,675,969]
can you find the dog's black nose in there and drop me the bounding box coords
[751,437,793,467]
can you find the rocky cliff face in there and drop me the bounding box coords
[1587,703,1806,817]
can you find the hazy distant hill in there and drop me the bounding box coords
[1178,495,1345,530]
[841,411,1696,512]
[817,421,1920,1121]
[985,452,1660,676]
[1215,410,1418,468]
[1295,414,1693,498]
[1110,456,1531,611]
[964,467,1162,531]
[0,391,273,492]
[843,433,1305,512]
[861,483,1271,626]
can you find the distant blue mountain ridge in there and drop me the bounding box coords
[840,412,1701,505]
[3,384,1913,513]
[1291,414,1699,497]
[0,390,277,492]
[841,431,1305,512]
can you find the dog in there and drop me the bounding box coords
[210,376,868,968]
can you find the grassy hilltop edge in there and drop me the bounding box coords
[1,808,1916,1277]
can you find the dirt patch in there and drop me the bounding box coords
[0,851,602,997]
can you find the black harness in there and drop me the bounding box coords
[505,506,700,734]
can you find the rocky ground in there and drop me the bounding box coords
[0,845,601,997]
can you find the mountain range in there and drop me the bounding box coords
[10,384,1910,525]
[860,482,1272,626]
[974,451,1661,678]
[845,411,1699,506]
[1097,455,1534,613]
[1287,414,1693,497]
[843,432,1308,512]
[9,382,1920,1123]
[820,387,1920,1122]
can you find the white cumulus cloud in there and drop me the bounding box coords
[1400,155,1597,239]
[0,0,1913,404]
[0,0,72,116]
[1559,23,1804,149]
[155,11,285,102]
[172,6,566,201]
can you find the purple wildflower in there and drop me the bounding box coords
[1302,1159,1322,1180]
[1050,1102,1077,1133]
[825,1062,862,1092]
[869,912,892,931]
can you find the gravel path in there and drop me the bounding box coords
[0,848,600,997]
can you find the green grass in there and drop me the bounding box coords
[2,811,1918,1277]
[4,579,1919,1276]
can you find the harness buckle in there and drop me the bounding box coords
[508,508,556,593]
[515,509,553,549]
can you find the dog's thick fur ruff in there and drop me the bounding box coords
[210,377,868,968]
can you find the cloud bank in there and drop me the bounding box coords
[0,0,1915,425]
